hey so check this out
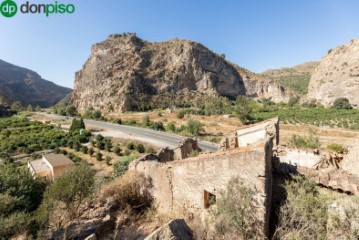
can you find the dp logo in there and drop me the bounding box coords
[0,0,17,18]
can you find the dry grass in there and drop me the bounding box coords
[107,110,242,137]
[280,124,359,147]
[99,171,153,213]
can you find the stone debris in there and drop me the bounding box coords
[144,219,193,240]
[314,151,344,170]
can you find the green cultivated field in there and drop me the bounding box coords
[253,107,359,130]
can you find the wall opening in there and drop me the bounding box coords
[204,190,216,209]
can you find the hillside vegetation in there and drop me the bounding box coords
[261,62,319,95]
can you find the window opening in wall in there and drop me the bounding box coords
[204,190,216,209]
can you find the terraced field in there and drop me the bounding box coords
[253,107,359,130]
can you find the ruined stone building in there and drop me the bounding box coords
[130,116,359,238]
[130,118,279,237]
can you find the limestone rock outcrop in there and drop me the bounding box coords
[73,33,289,113]
[307,39,359,107]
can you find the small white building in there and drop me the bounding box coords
[28,154,75,180]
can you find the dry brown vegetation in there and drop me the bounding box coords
[99,171,153,213]
[107,110,242,137]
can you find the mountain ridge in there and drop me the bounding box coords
[0,59,72,107]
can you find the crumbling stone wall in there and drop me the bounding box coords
[276,144,359,195]
[220,118,279,151]
[157,147,175,162]
[130,139,274,237]
[174,138,201,160]
[129,119,280,237]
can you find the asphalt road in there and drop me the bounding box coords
[36,113,219,152]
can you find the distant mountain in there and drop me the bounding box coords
[261,61,319,96]
[57,92,73,105]
[73,33,290,113]
[0,59,72,107]
[307,39,359,108]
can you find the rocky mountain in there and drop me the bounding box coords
[307,39,359,108]
[73,33,290,113]
[261,61,319,96]
[0,59,72,107]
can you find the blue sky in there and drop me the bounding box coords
[0,0,359,88]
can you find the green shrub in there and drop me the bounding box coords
[327,198,359,239]
[214,177,265,239]
[114,145,122,156]
[274,176,328,239]
[95,151,103,161]
[289,132,319,149]
[189,150,199,158]
[235,96,252,124]
[39,164,95,225]
[113,155,135,178]
[123,149,131,156]
[11,101,25,112]
[81,146,88,154]
[177,111,185,119]
[186,118,204,136]
[97,141,105,150]
[105,156,112,165]
[333,98,353,110]
[135,144,145,153]
[0,165,46,214]
[127,142,135,150]
[92,110,102,119]
[142,115,150,127]
[95,134,104,142]
[104,137,112,152]
[327,144,345,153]
[166,121,176,132]
[0,212,30,239]
[288,97,299,107]
[151,121,165,131]
[88,147,95,156]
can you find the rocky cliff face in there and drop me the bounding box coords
[73,34,289,113]
[307,39,359,107]
[236,65,291,102]
[0,60,72,107]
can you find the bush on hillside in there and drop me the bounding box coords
[235,96,253,124]
[176,111,185,119]
[289,132,319,149]
[333,98,353,110]
[288,97,299,107]
[100,171,152,213]
[327,144,345,153]
[113,155,135,178]
[274,176,328,239]
[214,176,265,239]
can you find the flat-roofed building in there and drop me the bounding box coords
[28,154,75,180]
